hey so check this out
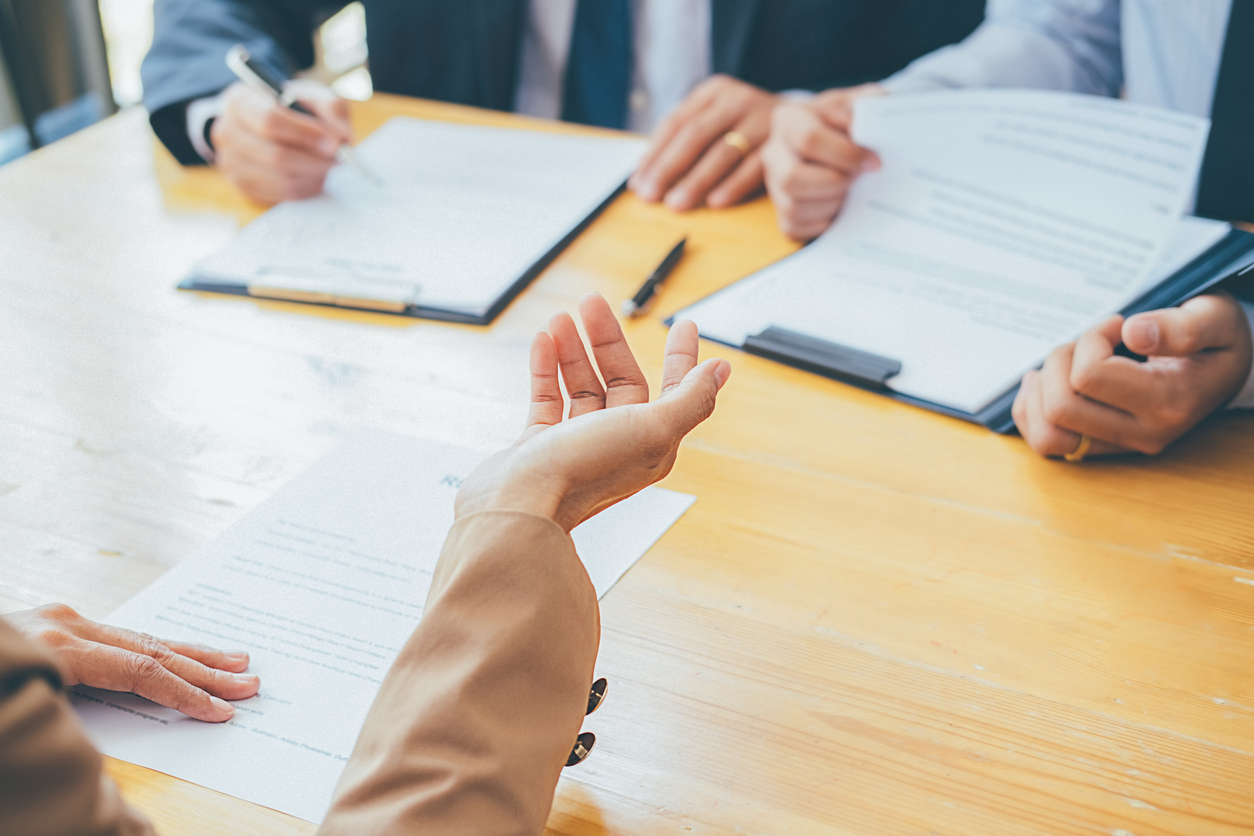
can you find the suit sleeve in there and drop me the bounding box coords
[318,511,601,836]
[881,0,1123,96]
[0,620,155,836]
[141,0,345,164]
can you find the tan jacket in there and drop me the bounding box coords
[0,511,600,836]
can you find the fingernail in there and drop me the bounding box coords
[664,191,691,211]
[231,673,259,683]
[210,697,235,716]
[861,155,881,173]
[714,359,732,388]
[321,138,339,156]
[1126,318,1159,351]
[226,651,249,662]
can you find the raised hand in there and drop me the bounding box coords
[456,293,732,532]
[7,603,259,722]
[1012,294,1254,458]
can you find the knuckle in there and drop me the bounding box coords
[127,655,167,690]
[37,602,80,622]
[1040,396,1071,427]
[780,166,808,194]
[797,128,826,160]
[261,110,286,140]
[1176,319,1203,353]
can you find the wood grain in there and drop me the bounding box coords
[1,94,1251,835]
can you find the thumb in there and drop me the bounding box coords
[1124,294,1240,357]
[655,358,731,437]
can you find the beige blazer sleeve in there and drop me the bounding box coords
[318,510,601,836]
[0,619,155,836]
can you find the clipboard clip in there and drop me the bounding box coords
[743,326,902,389]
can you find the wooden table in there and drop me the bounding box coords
[2,95,1252,836]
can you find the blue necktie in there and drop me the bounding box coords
[561,0,633,129]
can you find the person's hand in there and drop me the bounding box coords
[628,75,778,212]
[1012,294,1254,458]
[210,80,353,204]
[762,84,884,241]
[7,603,259,722]
[456,293,732,532]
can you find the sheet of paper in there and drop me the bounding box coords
[190,118,647,316]
[677,90,1210,413]
[1138,215,1231,291]
[70,430,694,823]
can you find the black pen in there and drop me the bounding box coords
[622,237,687,318]
[225,44,382,185]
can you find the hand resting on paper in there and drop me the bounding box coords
[7,603,259,722]
[456,292,732,533]
[1012,294,1254,458]
[211,80,353,205]
[629,75,778,212]
[762,84,884,241]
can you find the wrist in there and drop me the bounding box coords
[454,454,569,530]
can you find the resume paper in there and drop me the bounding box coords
[677,90,1212,413]
[71,430,695,822]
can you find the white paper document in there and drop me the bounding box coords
[676,90,1212,413]
[189,118,647,317]
[71,430,695,823]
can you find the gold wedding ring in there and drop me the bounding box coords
[722,130,752,155]
[1063,434,1092,463]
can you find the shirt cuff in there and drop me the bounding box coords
[1229,300,1254,409]
[185,93,227,165]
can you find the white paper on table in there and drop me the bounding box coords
[189,118,647,317]
[70,430,695,823]
[1137,215,1231,292]
[676,90,1211,414]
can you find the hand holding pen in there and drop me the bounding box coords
[208,46,374,204]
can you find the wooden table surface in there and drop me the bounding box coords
[1,94,1252,836]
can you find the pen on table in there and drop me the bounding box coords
[225,44,382,186]
[622,237,687,318]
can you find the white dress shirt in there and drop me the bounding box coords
[188,0,711,162]
[516,0,711,134]
[882,0,1254,408]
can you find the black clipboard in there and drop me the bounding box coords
[673,229,1254,434]
[178,183,627,326]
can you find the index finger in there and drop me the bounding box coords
[777,106,870,176]
[635,106,742,203]
[1124,294,1245,356]
[247,101,344,159]
[1070,315,1163,411]
[633,79,726,183]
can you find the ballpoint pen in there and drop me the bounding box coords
[622,237,687,318]
[225,44,382,186]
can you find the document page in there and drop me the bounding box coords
[71,430,695,822]
[190,118,647,315]
[677,91,1210,413]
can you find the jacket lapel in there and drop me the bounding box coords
[710,0,761,75]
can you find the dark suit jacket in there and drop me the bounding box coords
[142,0,985,165]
